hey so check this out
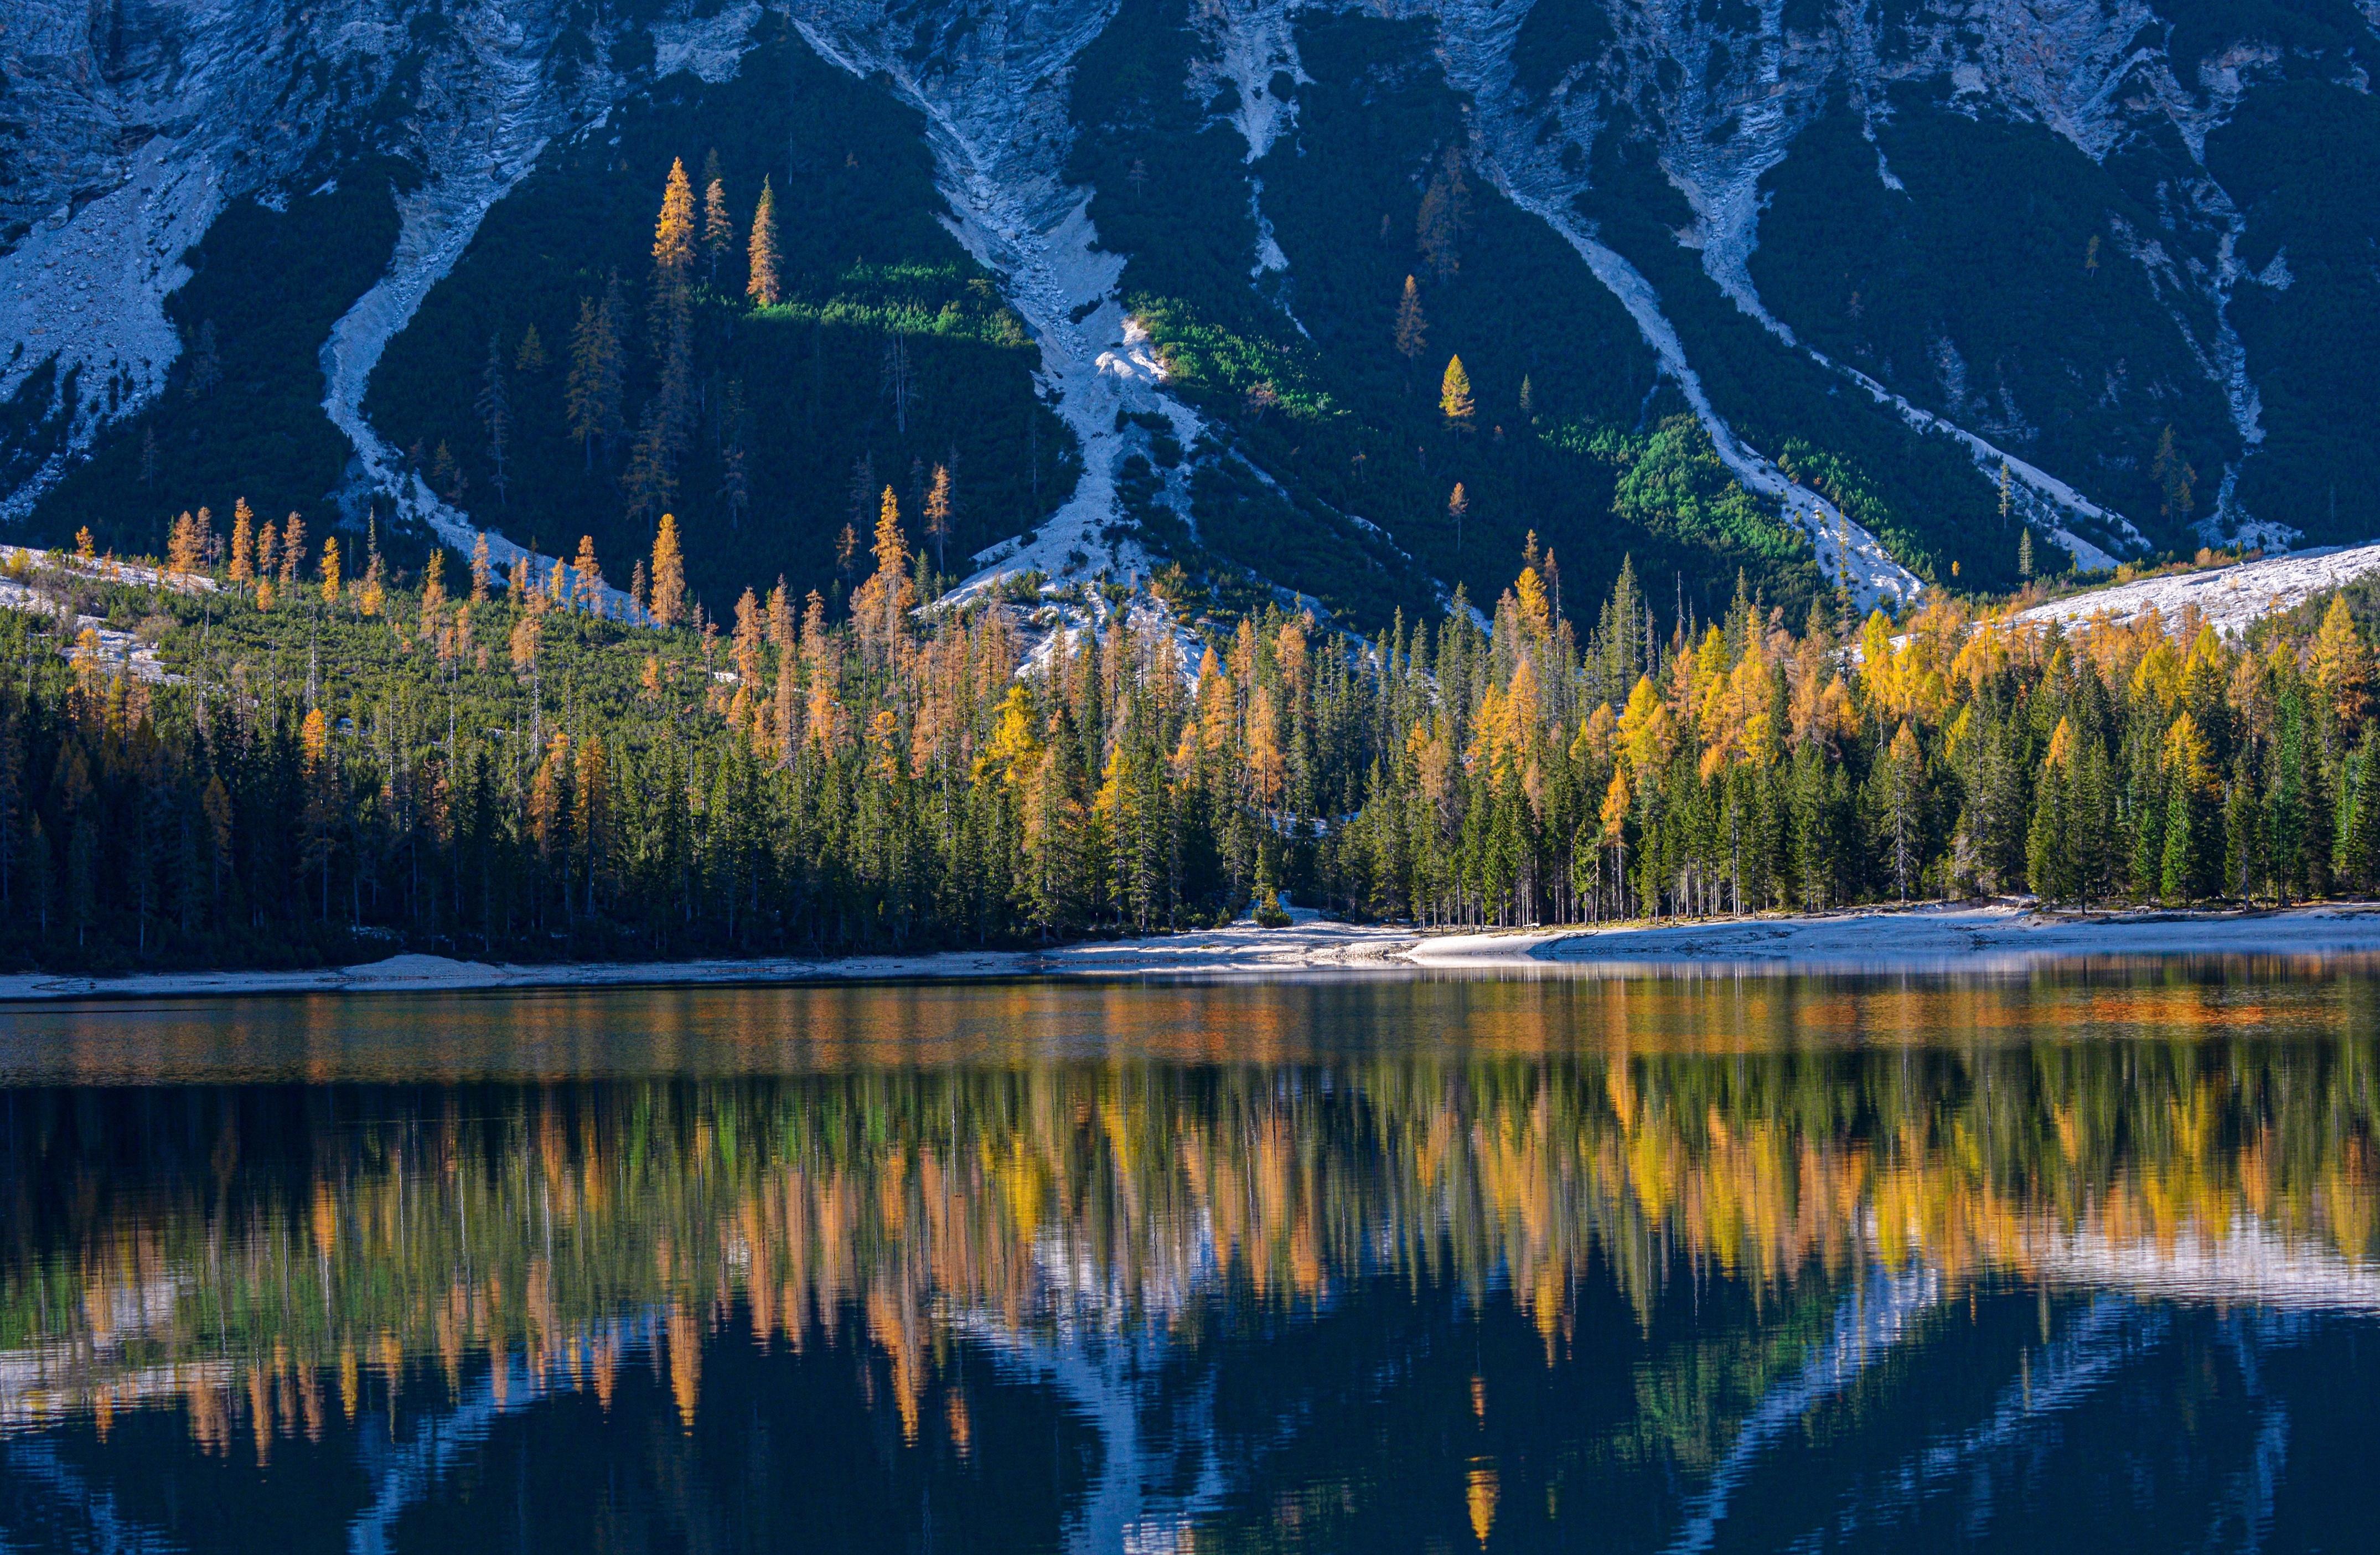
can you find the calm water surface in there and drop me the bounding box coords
[4,962,2379,1553]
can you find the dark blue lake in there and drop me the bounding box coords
[2,964,2377,1552]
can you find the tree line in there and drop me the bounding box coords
[1,501,2377,969]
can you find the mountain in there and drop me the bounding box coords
[4,0,2376,631]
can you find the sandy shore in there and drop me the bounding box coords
[4,905,2379,1003]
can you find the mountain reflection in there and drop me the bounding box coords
[2,971,2378,1551]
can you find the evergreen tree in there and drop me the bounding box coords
[924,463,954,575]
[1394,276,1427,360]
[747,177,782,307]
[563,276,628,469]
[478,332,511,506]
[701,158,735,287]
[1414,147,1470,281]
[1440,355,1474,431]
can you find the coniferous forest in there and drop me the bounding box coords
[6,483,2380,973]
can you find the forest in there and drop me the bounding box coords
[2,452,2378,973]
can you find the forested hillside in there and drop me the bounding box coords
[3,492,2378,972]
[16,0,2373,648]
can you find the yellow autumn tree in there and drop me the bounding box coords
[2310,593,2370,731]
[649,512,686,626]
[653,158,696,289]
[319,536,342,603]
[228,499,255,585]
[572,535,604,612]
[1440,354,1474,430]
[747,177,780,306]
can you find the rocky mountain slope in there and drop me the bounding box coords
[3,0,2373,628]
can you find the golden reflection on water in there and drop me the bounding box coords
[1,962,2376,1461]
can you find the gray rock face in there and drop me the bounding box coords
[0,0,2363,565]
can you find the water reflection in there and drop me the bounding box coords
[2,966,2378,1551]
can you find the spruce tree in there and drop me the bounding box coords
[702,160,734,287]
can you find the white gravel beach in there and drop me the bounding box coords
[5,903,2380,1003]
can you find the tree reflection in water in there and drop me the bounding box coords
[1,966,2378,1551]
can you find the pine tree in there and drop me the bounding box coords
[567,298,606,468]
[2153,426,2196,523]
[650,512,687,627]
[924,463,954,574]
[1440,355,1474,430]
[515,324,547,375]
[2338,727,2379,893]
[2226,752,2264,902]
[2017,527,2034,581]
[1394,276,1427,360]
[1414,146,1471,281]
[1447,483,1468,555]
[650,161,699,454]
[566,278,629,469]
[702,158,734,286]
[1881,721,1923,901]
[320,535,342,605]
[478,332,511,506]
[747,177,782,306]
[470,532,491,603]
[185,319,221,400]
[623,403,676,523]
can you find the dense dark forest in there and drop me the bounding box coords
[2,477,2377,972]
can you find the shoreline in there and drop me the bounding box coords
[6,904,2380,1004]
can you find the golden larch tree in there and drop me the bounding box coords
[1440,354,1474,430]
[649,511,686,626]
[653,158,696,290]
[280,514,307,587]
[573,535,605,612]
[747,177,781,306]
[229,498,255,585]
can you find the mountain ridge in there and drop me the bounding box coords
[4,0,2374,627]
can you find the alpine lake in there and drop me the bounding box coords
[3,958,2378,1553]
